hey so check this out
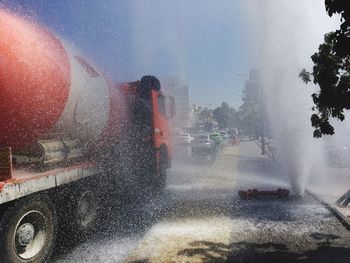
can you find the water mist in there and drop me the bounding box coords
[243,0,339,195]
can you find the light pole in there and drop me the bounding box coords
[258,76,265,155]
[261,97,266,155]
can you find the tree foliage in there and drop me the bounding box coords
[212,102,237,129]
[300,0,350,137]
[198,108,213,124]
[238,100,264,139]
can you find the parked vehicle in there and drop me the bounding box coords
[210,132,223,145]
[0,10,175,263]
[219,131,229,143]
[175,132,193,145]
[191,133,216,160]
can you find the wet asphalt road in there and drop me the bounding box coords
[54,141,350,263]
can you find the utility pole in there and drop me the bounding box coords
[261,121,266,155]
[260,79,265,155]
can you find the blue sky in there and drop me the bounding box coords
[1,0,255,108]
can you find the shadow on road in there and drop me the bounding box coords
[52,191,159,261]
[177,240,350,263]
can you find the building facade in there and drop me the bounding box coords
[243,69,262,103]
[163,77,190,128]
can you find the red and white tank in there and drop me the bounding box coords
[0,9,126,153]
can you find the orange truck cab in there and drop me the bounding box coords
[115,75,175,191]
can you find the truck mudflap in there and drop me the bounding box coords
[0,164,101,205]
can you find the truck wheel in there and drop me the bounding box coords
[0,195,56,263]
[154,151,167,192]
[68,189,98,237]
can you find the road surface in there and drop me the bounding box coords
[54,141,350,263]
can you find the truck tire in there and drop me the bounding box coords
[0,194,56,263]
[153,151,167,192]
[64,188,99,239]
[74,190,98,234]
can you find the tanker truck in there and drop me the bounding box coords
[0,10,175,263]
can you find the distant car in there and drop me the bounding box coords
[191,133,216,157]
[210,132,223,145]
[175,132,193,145]
[219,131,229,142]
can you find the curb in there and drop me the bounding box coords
[306,189,350,230]
[253,141,350,229]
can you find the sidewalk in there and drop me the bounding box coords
[307,168,350,227]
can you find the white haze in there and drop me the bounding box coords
[243,0,340,195]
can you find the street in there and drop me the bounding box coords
[54,141,350,263]
[2,2,350,263]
